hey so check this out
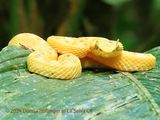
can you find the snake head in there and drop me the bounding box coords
[91,37,124,58]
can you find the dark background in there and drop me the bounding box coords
[0,0,160,51]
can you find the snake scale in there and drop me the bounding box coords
[8,33,156,80]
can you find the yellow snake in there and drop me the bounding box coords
[8,33,156,80]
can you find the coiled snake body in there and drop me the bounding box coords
[8,33,156,80]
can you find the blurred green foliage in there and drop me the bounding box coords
[0,0,160,51]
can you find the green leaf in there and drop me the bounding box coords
[134,47,160,106]
[101,0,131,7]
[0,46,160,119]
[152,0,160,11]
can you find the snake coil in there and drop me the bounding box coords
[8,33,156,80]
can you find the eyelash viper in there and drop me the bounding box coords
[8,33,156,80]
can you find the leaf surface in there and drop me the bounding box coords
[0,46,160,119]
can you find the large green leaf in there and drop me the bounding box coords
[0,46,160,119]
[134,47,160,106]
